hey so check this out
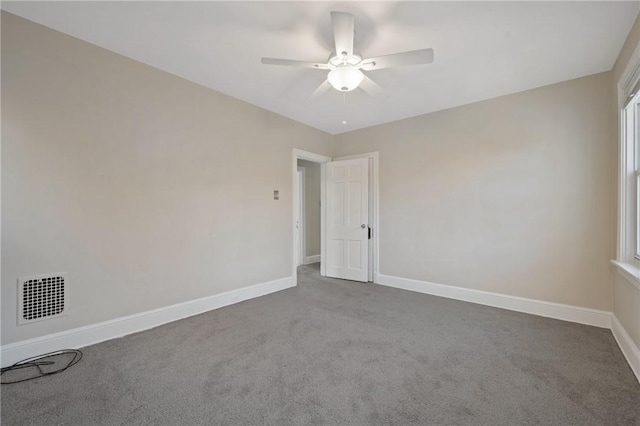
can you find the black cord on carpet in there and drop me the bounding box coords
[1,349,83,385]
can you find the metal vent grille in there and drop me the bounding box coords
[18,273,68,325]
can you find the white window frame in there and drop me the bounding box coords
[624,98,640,261]
[615,41,640,282]
[635,104,640,261]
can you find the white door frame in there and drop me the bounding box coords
[296,166,306,266]
[292,149,331,283]
[334,152,380,283]
[292,149,380,284]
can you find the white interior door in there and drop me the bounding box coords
[325,158,369,282]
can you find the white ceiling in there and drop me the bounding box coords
[3,1,639,135]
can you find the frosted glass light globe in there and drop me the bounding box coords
[328,67,364,92]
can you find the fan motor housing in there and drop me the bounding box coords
[328,53,362,68]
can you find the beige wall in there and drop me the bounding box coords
[614,274,640,347]
[611,12,640,350]
[334,72,616,311]
[1,10,634,349]
[1,12,333,345]
[613,10,640,84]
[297,160,321,257]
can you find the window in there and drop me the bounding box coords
[619,93,640,265]
[636,102,640,260]
[616,44,640,288]
[617,51,640,274]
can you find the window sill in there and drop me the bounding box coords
[611,260,640,290]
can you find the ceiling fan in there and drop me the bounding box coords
[261,11,434,99]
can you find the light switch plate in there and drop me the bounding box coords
[274,190,279,200]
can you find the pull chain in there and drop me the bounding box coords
[342,92,347,125]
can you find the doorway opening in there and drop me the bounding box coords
[296,161,321,267]
[292,149,379,286]
[292,149,331,283]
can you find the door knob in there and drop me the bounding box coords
[361,224,367,228]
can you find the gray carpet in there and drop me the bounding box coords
[2,263,639,425]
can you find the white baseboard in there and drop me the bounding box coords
[612,314,640,383]
[376,274,611,328]
[303,255,320,265]
[4,272,636,384]
[1,276,295,367]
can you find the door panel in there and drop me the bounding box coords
[326,158,369,282]
[348,240,362,269]
[348,181,363,226]
[328,240,345,267]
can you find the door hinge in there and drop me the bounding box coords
[368,226,372,240]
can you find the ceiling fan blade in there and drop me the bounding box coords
[330,11,355,58]
[361,48,434,71]
[309,80,332,101]
[261,57,328,69]
[359,75,386,98]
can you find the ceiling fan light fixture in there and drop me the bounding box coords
[261,11,434,100]
[328,67,364,92]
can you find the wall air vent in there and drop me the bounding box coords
[18,273,68,325]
